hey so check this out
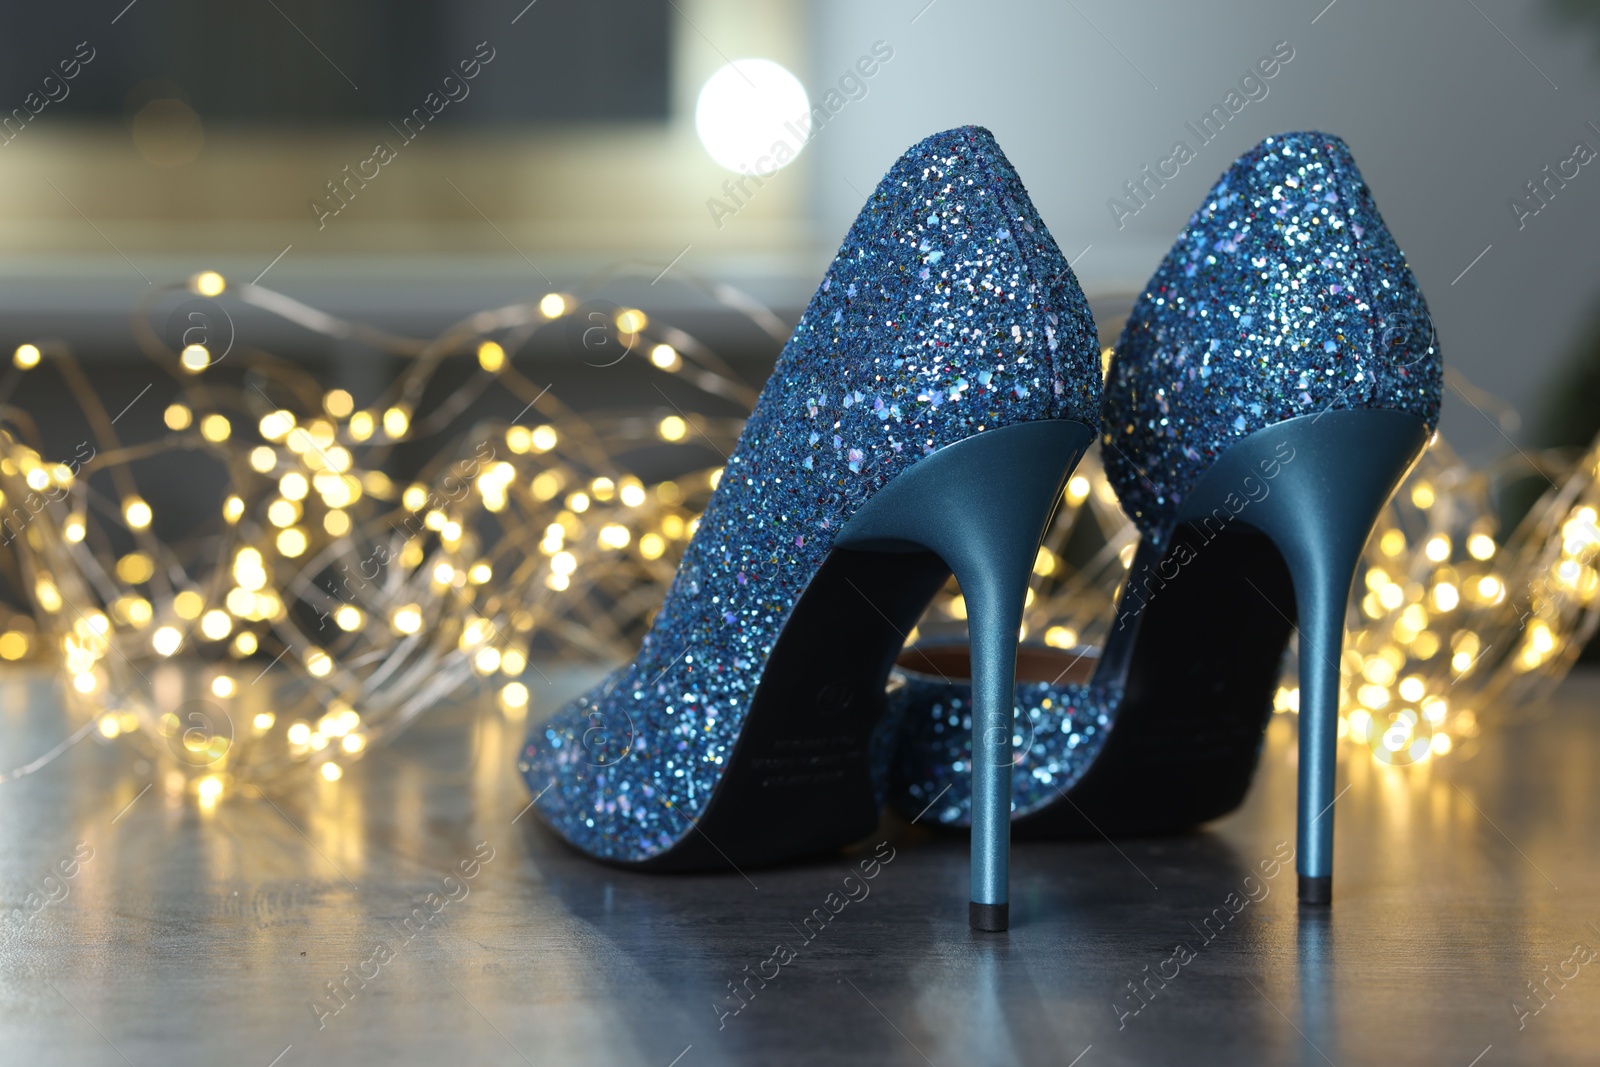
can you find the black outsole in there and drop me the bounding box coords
[1006,523,1294,840]
[628,545,951,872]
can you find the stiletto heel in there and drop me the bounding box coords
[521,126,1105,929]
[888,132,1445,909]
[838,419,1096,930]
[1174,409,1430,903]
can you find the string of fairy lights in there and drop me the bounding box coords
[0,269,1595,802]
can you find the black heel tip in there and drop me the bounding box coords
[1298,875,1332,905]
[969,902,1009,931]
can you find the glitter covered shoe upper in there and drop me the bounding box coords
[520,126,1101,862]
[1103,132,1443,542]
[883,669,1123,827]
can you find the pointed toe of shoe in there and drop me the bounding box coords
[518,670,680,863]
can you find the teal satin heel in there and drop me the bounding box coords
[1174,409,1429,901]
[840,419,1096,930]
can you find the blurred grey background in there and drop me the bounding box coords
[1,0,1597,464]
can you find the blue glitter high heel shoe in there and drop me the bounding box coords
[519,126,1102,931]
[887,132,1443,906]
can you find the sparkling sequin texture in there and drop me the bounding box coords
[519,126,1101,862]
[1103,131,1443,541]
[888,132,1444,826]
[880,666,1123,826]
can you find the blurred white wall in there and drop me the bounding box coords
[806,0,1600,460]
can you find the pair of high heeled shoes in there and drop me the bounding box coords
[519,127,1441,931]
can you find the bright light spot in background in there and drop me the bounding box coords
[695,59,810,173]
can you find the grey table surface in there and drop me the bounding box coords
[1,662,1597,1067]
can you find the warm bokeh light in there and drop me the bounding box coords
[123,497,153,530]
[477,340,506,372]
[8,281,1594,815]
